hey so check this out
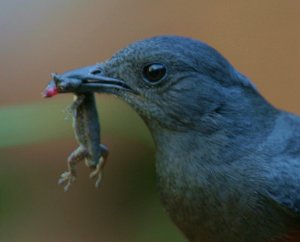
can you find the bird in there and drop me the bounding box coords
[58,35,300,242]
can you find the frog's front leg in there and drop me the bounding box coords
[58,145,88,191]
[89,144,109,188]
[70,94,85,110]
[64,94,85,119]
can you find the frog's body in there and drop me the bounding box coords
[71,93,104,168]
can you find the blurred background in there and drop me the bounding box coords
[1,1,300,241]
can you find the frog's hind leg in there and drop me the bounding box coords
[89,144,109,188]
[58,145,88,191]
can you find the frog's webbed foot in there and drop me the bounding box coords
[89,144,109,188]
[58,171,76,192]
[58,145,88,191]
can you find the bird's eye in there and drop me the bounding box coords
[142,63,167,84]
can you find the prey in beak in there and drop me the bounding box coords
[43,64,113,190]
[43,64,133,97]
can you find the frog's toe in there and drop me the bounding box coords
[58,171,70,184]
[58,171,76,191]
[63,182,72,192]
[95,174,103,188]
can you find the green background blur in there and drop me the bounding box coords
[1,1,300,241]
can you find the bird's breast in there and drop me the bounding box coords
[155,152,290,242]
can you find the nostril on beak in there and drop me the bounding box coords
[90,69,102,75]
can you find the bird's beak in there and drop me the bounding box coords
[78,72,134,94]
[43,64,135,97]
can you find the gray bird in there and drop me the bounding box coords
[59,36,300,242]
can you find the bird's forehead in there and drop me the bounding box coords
[112,38,168,62]
[105,36,194,71]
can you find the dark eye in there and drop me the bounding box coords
[142,63,167,84]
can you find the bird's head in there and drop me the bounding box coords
[58,36,271,134]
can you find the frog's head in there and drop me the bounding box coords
[52,73,82,92]
[43,76,58,97]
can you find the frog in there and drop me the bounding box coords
[44,70,109,191]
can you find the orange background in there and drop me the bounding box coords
[1,1,300,241]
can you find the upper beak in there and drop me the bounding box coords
[43,64,135,97]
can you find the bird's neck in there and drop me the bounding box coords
[148,88,279,166]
